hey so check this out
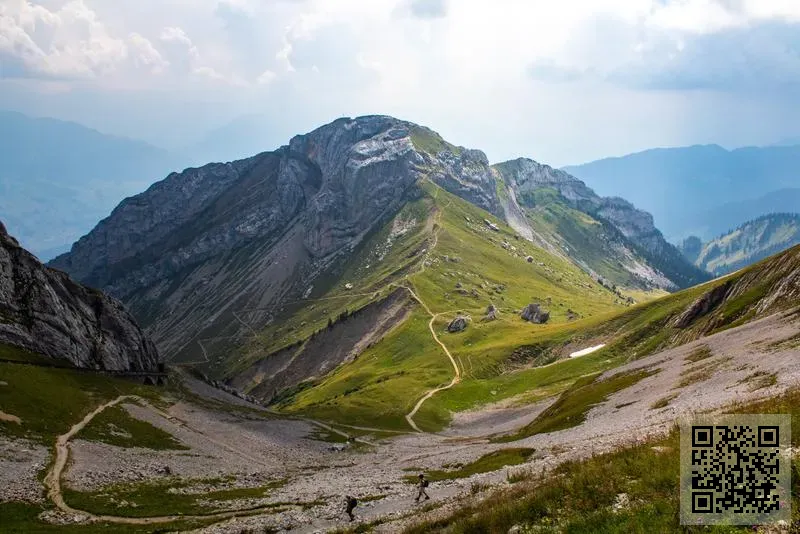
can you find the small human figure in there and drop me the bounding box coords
[415,474,430,502]
[345,495,358,521]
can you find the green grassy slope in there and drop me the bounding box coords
[274,182,633,430]
[518,188,649,290]
[0,345,167,444]
[288,240,798,432]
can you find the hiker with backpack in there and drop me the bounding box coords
[415,473,430,502]
[345,495,358,521]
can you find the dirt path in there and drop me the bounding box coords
[396,192,463,432]
[41,395,335,527]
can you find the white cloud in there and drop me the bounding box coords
[159,26,192,47]
[128,32,168,74]
[256,69,276,85]
[0,0,128,78]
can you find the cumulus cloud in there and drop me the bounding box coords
[0,0,128,78]
[129,32,168,74]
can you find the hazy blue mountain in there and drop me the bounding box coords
[563,144,800,241]
[183,114,277,165]
[0,111,181,259]
[681,213,800,276]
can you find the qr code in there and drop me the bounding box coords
[680,414,791,525]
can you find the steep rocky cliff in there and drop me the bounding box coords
[50,115,704,384]
[0,221,159,370]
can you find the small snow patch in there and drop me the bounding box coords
[569,344,606,358]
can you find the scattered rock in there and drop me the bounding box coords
[483,219,500,232]
[455,282,463,289]
[344,283,353,290]
[612,492,630,512]
[521,303,550,324]
[0,411,22,424]
[447,316,470,333]
[485,304,498,321]
[526,256,534,263]
[470,288,480,298]
[566,309,578,321]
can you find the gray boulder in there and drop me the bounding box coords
[485,304,498,321]
[520,303,550,324]
[447,315,470,333]
[0,221,159,370]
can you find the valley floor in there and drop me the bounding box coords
[1,307,799,532]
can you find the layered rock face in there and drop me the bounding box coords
[0,221,159,370]
[51,116,425,361]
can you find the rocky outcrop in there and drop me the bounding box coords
[0,221,158,370]
[447,315,470,333]
[521,303,550,324]
[673,281,733,328]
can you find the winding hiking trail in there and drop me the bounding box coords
[400,286,462,432]
[398,190,463,432]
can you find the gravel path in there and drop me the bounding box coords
[0,437,48,503]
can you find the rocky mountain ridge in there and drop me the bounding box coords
[50,115,704,374]
[0,221,159,370]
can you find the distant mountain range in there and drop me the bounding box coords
[680,213,800,276]
[563,144,800,242]
[0,111,182,259]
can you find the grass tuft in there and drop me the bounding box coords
[76,404,188,450]
[404,449,536,483]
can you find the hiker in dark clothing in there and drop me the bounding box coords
[415,474,430,502]
[345,495,358,521]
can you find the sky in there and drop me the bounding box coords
[2,0,800,167]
